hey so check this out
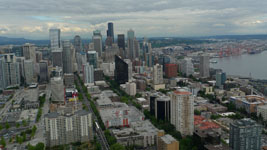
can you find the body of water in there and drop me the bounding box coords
[211,51,267,80]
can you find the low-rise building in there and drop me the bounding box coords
[158,134,179,150]
[205,104,227,114]
[257,105,267,121]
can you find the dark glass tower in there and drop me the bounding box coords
[115,55,128,84]
[117,34,125,51]
[107,22,114,42]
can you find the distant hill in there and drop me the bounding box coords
[205,34,267,40]
[0,36,49,45]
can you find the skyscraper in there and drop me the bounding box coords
[2,54,20,88]
[83,63,94,84]
[49,29,61,51]
[117,34,125,51]
[74,35,82,53]
[107,22,114,42]
[76,52,87,73]
[127,29,135,59]
[180,58,194,77]
[216,71,226,88]
[62,40,73,73]
[24,60,34,85]
[169,89,194,136]
[230,118,262,150]
[0,55,5,91]
[52,50,63,67]
[142,40,152,67]
[153,64,164,85]
[87,51,98,68]
[39,61,49,83]
[115,55,129,84]
[199,55,210,78]
[22,43,36,63]
[92,30,102,57]
[155,96,171,121]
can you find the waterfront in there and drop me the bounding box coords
[211,51,267,80]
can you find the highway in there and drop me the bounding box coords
[74,75,110,150]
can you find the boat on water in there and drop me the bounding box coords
[210,60,217,63]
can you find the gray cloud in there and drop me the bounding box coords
[0,0,267,39]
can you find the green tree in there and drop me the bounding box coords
[0,137,6,148]
[194,110,201,115]
[16,123,20,128]
[110,143,126,150]
[5,122,10,129]
[0,125,3,131]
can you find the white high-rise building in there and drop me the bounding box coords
[169,89,194,136]
[44,110,93,147]
[76,52,87,73]
[49,29,61,51]
[124,59,132,81]
[180,58,194,77]
[127,29,139,60]
[51,77,65,103]
[24,60,34,85]
[92,30,102,57]
[153,64,164,85]
[200,55,210,78]
[2,54,20,88]
[0,55,5,90]
[126,82,136,96]
[83,63,94,84]
[22,43,36,63]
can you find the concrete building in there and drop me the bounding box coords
[62,40,74,73]
[200,55,210,78]
[93,30,102,57]
[101,62,115,77]
[24,60,34,85]
[180,58,194,77]
[229,118,262,150]
[76,52,87,73]
[22,43,36,63]
[153,64,164,85]
[94,69,104,81]
[51,77,65,103]
[169,89,194,136]
[165,64,178,78]
[126,29,139,60]
[158,134,179,150]
[44,110,93,147]
[49,29,61,51]
[64,73,74,87]
[74,35,82,53]
[0,55,5,90]
[83,63,94,84]
[52,50,63,67]
[2,53,20,88]
[103,44,119,63]
[216,71,226,88]
[155,96,171,121]
[125,82,136,96]
[257,105,267,121]
[87,51,98,68]
[39,61,49,83]
[230,95,266,114]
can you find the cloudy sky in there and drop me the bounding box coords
[0,0,267,39]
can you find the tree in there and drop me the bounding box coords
[0,125,2,131]
[0,137,6,148]
[16,123,20,128]
[110,143,126,150]
[5,122,10,129]
[194,110,201,115]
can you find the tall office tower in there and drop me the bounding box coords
[107,22,114,42]
[16,57,25,83]
[230,118,262,150]
[24,60,34,85]
[216,71,226,88]
[155,96,171,121]
[199,55,210,78]
[92,30,102,57]
[134,40,140,58]
[35,51,42,63]
[123,59,132,81]
[22,43,36,63]
[103,44,119,63]
[62,40,73,73]
[52,50,63,67]
[44,110,93,147]
[74,35,82,53]
[0,55,5,90]
[105,37,113,47]
[51,77,65,103]
[83,63,94,84]
[76,52,87,73]
[153,64,164,85]
[180,58,194,77]
[142,40,152,67]
[87,51,98,68]
[115,55,129,84]
[127,29,136,60]
[2,54,20,88]
[49,29,61,51]
[39,61,49,83]
[169,89,194,136]
[117,34,125,51]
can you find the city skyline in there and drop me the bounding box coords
[0,0,267,39]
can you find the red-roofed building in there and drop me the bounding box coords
[165,64,178,78]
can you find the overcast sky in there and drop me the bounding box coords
[0,0,267,39]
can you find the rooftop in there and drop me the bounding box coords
[160,134,177,144]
